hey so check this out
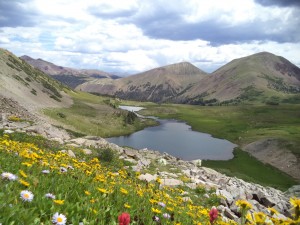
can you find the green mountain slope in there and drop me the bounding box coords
[179,52,300,105]
[76,62,207,102]
[0,48,71,109]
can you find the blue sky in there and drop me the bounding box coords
[0,0,300,75]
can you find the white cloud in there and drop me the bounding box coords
[0,0,299,75]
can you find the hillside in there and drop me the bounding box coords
[177,52,300,105]
[76,62,207,102]
[77,52,300,105]
[0,48,72,112]
[21,55,119,89]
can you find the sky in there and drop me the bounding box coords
[0,0,300,75]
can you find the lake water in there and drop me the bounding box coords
[106,106,236,160]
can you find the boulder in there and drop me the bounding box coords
[82,149,92,155]
[161,178,183,187]
[139,173,157,182]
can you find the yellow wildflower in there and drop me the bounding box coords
[19,170,27,178]
[84,191,91,196]
[152,208,161,214]
[53,199,65,205]
[268,207,279,215]
[290,197,300,208]
[120,188,128,195]
[236,199,252,210]
[19,179,30,187]
[124,203,131,208]
[97,188,109,194]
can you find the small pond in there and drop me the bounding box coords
[106,106,236,160]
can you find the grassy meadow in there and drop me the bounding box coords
[43,91,157,138]
[42,91,299,189]
[138,103,300,189]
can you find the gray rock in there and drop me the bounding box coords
[82,149,92,155]
[139,173,157,182]
[161,178,183,187]
[67,150,76,158]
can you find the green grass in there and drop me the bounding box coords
[43,91,157,137]
[139,104,300,188]
[202,148,297,190]
[140,104,300,155]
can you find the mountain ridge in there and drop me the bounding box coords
[20,55,120,88]
[77,51,300,105]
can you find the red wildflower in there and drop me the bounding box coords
[209,206,218,224]
[118,212,130,225]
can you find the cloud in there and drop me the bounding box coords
[0,0,38,27]
[255,0,300,7]
[127,0,300,45]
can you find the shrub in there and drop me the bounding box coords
[98,148,115,162]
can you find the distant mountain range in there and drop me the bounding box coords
[76,52,300,105]
[1,48,299,106]
[20,55,119,88]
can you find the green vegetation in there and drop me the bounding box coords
[43,91,157,137]
[140,104,300,155]
[139,103,300,188]
[0,132,226,225]
[203,148,297,190]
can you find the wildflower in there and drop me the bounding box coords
[152,208,162,214]
[290,197,300,220]
[42,170,50,174]
[152,216,160,222]
[163,213,171,219]
[20,190,34,202]
[19,179,30,187]
[236,199,252,210]
[268,207,279,216]
[52,212,67,225]
[1,172,17,181]
[19,170,27,178]
[120,188,128,195]
[158,202,166,207]
[290,197,300,209]
[118,212,130,225]
[98,188,109,194]
[209,206,218,224]
[124,203,131,208]
[60,167,67,173]
[84,191,91,196]
[45,193,56,199]
[53,199,65,205]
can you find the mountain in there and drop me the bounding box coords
[178,52,300,105]
[20,55,119,89]
[76,62,207,102]
[0,48,71,110]
[77,52,300,105]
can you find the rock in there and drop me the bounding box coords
[139,173,157,182]
[3,129,14,134]
[82,149,92,155]
[161,178,183,187]
[217,190,234,205]
[67,150,76,158]
[285,185,300,198]
[191,159,202,167]
[124,149,140,159]
[50,137,64,144]
[138,158,151,167]
[124,158,137,164]
[224,207,239,220]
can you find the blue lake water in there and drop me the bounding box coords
[106,106,236,160]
